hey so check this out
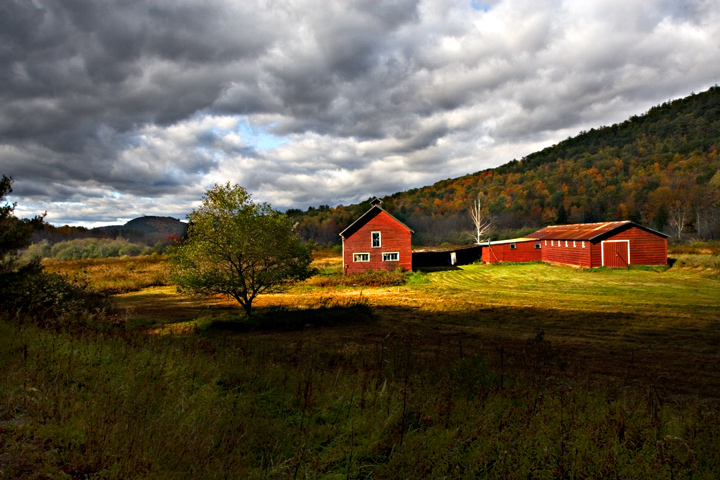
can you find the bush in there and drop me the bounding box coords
[0,261,123,331]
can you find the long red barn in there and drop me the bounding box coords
[482,221,668,267]
[339,198,413,274]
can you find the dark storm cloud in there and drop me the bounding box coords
[2,0,719,226]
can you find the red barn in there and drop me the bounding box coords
[483,221,668,267]
[339,198,413,274]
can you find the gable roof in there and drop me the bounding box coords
[339,205,414,239]
[528,221,669,241]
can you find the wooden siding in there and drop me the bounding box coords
[482,241,542,263]
[343,211,412,274]
[541,239,592,267]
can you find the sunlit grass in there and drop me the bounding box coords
[43,255,169,294]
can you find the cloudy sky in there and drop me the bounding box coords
[2,0,719,226]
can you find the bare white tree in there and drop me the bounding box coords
[668,200,689,241]
[469,194,494,244]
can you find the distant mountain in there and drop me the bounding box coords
[93,216,187,243]
[33,216,187,245]
[292,86,720,245]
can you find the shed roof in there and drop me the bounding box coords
[528,221,668,241]
[484,237,537,246]
[338,205,413,239]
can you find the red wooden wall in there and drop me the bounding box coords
[343,211,412,274]
[541,239,593,267]
[481,241,542,263]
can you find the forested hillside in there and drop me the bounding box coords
[293,86,720,245]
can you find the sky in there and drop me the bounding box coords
[2,0,720,227]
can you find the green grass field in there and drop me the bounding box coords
[3,254,720,478]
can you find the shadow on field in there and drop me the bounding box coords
[227,303,720,399]
[361,305,720,399]
[207,302,374,333]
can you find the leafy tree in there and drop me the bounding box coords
[1,176,44,273]
[170,183,314,316]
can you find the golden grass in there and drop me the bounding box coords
[43,255,169,294]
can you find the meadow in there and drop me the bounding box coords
[2,251,720,478]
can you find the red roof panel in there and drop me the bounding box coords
[528,221,633,241]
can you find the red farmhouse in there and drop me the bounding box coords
[339,198,413,274]
[482,221,668,267]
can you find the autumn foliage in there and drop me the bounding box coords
[293,86,720,245]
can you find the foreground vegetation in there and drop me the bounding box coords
[2,314,719,479]
[3,252,720,478]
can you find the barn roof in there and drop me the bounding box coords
[483,237,536,246]
[528,221,668,241]
[338,204,414,239]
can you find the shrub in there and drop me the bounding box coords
[0,261,123,331]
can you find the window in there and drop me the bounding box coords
[535,243,541,249]
[582,241,585,248]
[371,231,381,248]
[573,241,576,247]
[551,240,554,246]
[382,252,399,262]
[565,240,568,247]
[353,253,369,262]
[510,243,517,250]
[544,240,547,246]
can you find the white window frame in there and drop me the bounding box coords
[535,243,541,249]
[382,252,399,262]
[565,240,568,247]
[371,231,381,248]
[544,240,547,246]
[353,253,370,262]
[551,240,554,246]
[573,241,576,247]
[510,243,517,250]
[582,241,585,248]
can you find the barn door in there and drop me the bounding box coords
[602,241,629,267]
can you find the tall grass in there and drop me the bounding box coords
[43,256,170,294]
[1,316,719,479]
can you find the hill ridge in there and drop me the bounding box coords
[292,86,720,245]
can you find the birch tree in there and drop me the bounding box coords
[469,194,493,244]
